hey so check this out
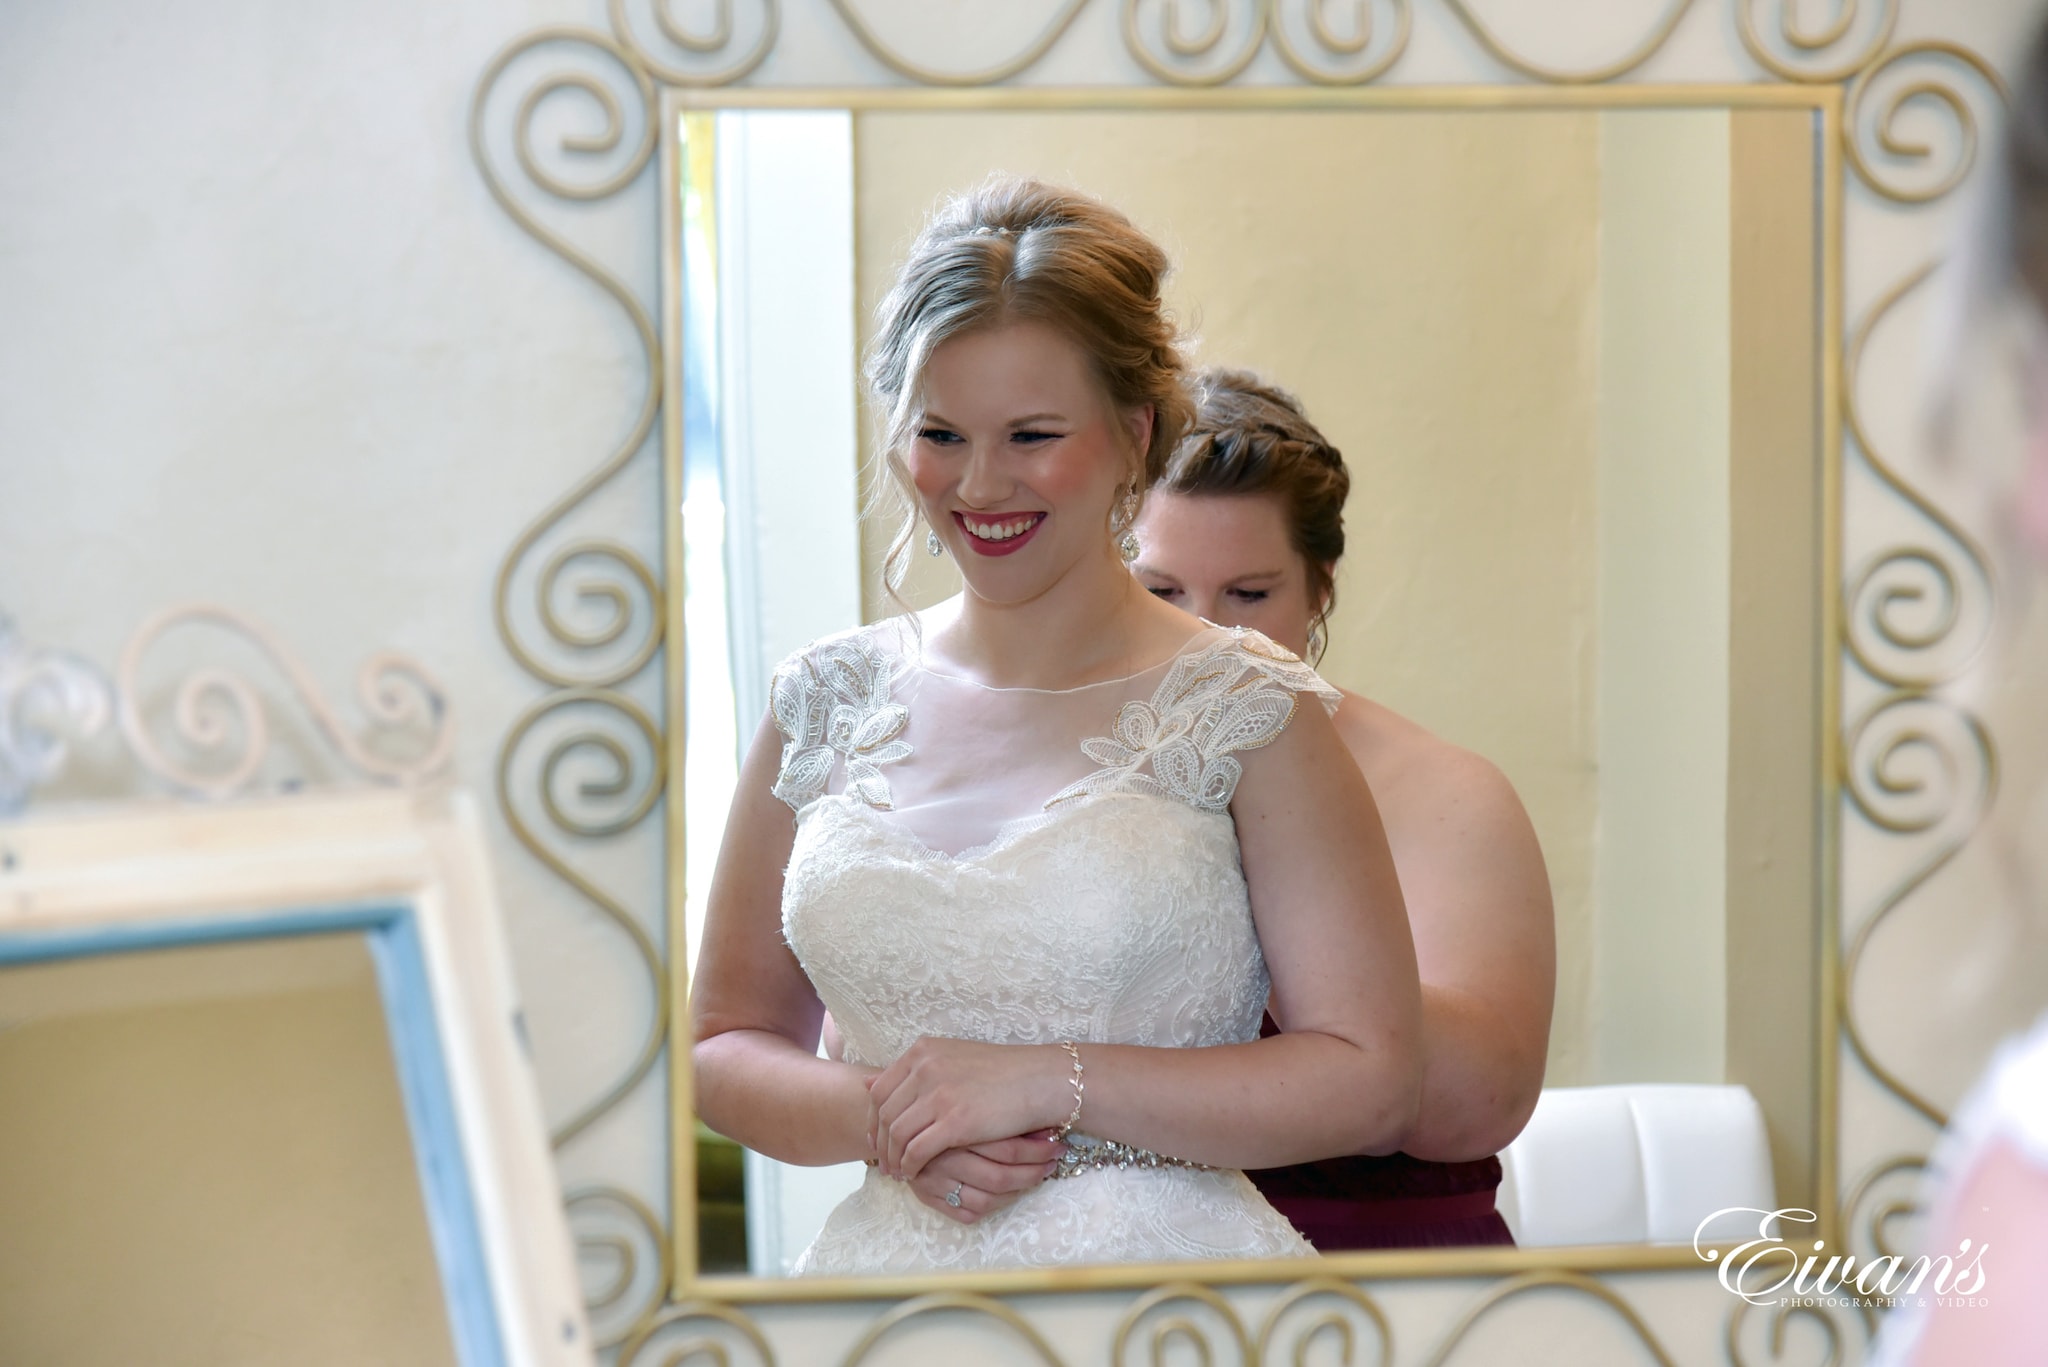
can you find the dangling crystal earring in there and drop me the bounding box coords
[927,528,944,557]
[1306,621,1326,660]
[1116,490,1142,563]
[1119,529,1141,563]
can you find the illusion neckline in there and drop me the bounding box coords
[900,618,1227,697]
[797,787,1227,868]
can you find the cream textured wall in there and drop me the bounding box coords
[853,107,1606,1085]
[0,0,674,1261]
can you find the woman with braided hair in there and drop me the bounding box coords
[1129,368,1556,1249]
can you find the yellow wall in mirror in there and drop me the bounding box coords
[1592,109,1732,1085]
[0,934,458,1367]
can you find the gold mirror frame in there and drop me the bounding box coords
[471,3,2003,1360]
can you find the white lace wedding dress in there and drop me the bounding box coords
[767,615,1335,1275]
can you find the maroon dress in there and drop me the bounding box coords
[1247,1017,1516,1251]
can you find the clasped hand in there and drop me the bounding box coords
[864,1036,1068,1225]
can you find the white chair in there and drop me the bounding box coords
[1495,1084,1776,1246]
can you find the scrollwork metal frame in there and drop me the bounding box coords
[114,602,455,800]
[472,2,2001,1361]
[0,613,111,814]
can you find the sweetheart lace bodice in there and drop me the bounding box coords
[765,617,1339,1273]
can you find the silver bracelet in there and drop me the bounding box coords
[1056,1040,1085,1140]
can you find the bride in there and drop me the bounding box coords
[689,176,1422,1275]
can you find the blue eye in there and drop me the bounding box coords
[1146,586,1178,599]
[1011,430,1059,444]
[918,427,963,446]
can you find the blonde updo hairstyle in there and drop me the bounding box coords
[1160,368,1352,663]
[866,175,1193,603]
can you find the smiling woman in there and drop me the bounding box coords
[687,175,1425,1277]
[910,321,1128,573]
[865,178,1190,613]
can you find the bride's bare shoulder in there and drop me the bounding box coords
[1125,589,1219,658]
[903,593,964,634]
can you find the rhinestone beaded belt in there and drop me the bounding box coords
[1051,1134,1216,1179]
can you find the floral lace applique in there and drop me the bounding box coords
[769,631,911,811]
[1046,626,1339,812]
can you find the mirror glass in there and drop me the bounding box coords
[0,932,459,1363]
[674,99,1827,1278]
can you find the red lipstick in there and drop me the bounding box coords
[953,511,1047,557]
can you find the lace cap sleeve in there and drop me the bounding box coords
[1215,626,1344,718]
[766,625,912,813]
[1047,625,1343,813]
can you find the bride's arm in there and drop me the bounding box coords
[871,699,1423,1179]
[691,711,879,1167]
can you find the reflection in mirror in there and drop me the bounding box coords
[678,98,1826,1279]
[0,932,456,1363]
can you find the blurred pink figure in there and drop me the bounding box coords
[1868,1019,2048,1364]
[2023,355,2048,560]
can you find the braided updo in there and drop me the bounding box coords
[1159,368,1351,660]
[866,175,1193,603]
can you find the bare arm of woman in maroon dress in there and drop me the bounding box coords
[1321,697,1553,1161]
